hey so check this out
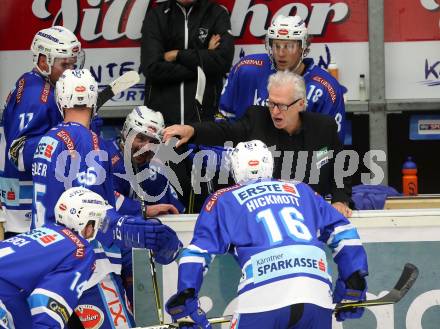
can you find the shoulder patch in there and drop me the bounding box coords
[204,185,240,212]
[56,129,75,151]
[40,81,51,103]
[34,136,59,162]
[61,227,86,259]
[16,78,25,103]
[312,76,336,103]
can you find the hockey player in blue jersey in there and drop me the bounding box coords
[166,140,368,329]
[0,187,111,329]
[0,26,85,236]
[219,15,346,142]
[105,105,185,216]
[32,68,182,329]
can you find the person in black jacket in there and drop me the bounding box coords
[141,0,234,125]
[163,70,353,217]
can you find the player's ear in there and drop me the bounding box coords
[37,54,49,72]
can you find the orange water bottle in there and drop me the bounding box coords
[328,61,339,80]
[402,156,418,196]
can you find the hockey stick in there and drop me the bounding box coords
[191,67,215,209]
[195,66,206,111]
[188,66,210,212]
[138,264,418,328]
[140,200,164,324]
[133,315,232,329]
[96,71,140,110]
[195,67,213,195]
[335,263,419,311]
[132,162,164,325]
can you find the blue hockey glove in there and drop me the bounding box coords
[114,216,165,249]
[154,225,183,265]
[333,271,367,321]
[166,289,211,329]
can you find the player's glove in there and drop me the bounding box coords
[333,271,367,321]
[114,216,165,249]
[166,288,211,329]
[154,225,182,265]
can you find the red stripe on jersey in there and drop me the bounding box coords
[61,227,86,259]
[312,76,336,103]
[56,130,75,151]
[16,78,25,104]
[205,185,241,212]
[40,81,50,103]
[91,131,100,150]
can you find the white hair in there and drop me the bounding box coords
[267,70,308,108]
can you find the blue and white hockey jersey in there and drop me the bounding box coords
[0,223,95,328]
[178,179,367,313]
[0,71,61,232]
[32,122,122,288]
[104,138,185,215]
[219,54,347,142]
[0,70,102,233]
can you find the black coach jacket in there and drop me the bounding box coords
[141,0,234,125]
[190,107,352,204]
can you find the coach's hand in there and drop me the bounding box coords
[162,125,194,148]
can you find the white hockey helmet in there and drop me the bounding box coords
[55,187,112,241]
[121,106,165,142]
[31,26,84,76]
[55,69,98,117]
[230,140,274,184]
[266,15,310,58]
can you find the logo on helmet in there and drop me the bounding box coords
[135,107,144,119]
[59,203,67,211]
[75,85,86,92]
[37,31,59,43]
[147,126,157,134]
[248,160,260,166]
[278,29,289,35]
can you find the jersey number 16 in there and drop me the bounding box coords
[256,207,312,245]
